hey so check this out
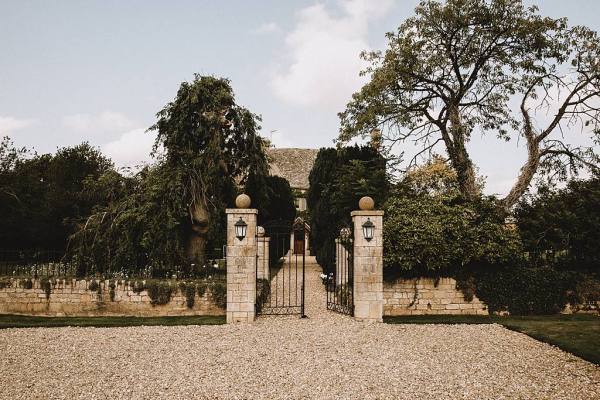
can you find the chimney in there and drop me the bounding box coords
[370,128,382,151]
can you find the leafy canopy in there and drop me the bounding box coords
[339,0,600,209]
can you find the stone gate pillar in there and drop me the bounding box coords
[352,196,384,323]
[226,194,258,324]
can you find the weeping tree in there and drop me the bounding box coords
[339,0,600,209]
[149,75,269,263]
[68,75,269,276]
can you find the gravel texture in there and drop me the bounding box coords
[1,259,599,400]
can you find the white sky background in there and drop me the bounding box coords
[1,0,599,194]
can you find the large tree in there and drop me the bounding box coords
[149,75,269,263]
[339,0,600,209]
[66,76,271,277]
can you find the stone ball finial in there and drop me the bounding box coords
[257,226,265,237]
[235,194,251,208]
[358,196,375,211]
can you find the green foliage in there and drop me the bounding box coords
[109,282,116,302]
[338,0,600,207]
[131,281,145,294]
[66,75,269,276]
[308,145,389,273]
[197,282,209,298]
[516,177,600,274]
[0,137,113,250]
[245,174,296,225]
[145,281,176,305]
[20,279,33,290]
[383,194,522,278]
[40,278,52,300]
[472,265,575,315]
[88,280,99,292]
[179,281,197,309]
[255,278,270,313]
[209,281,227,309]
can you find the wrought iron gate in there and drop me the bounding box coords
[326,226,354,316]
[255,219,306,316]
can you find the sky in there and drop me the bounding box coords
[1,0,599,196]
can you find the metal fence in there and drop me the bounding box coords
[0,249,227,280]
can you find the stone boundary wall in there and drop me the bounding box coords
[383,277,488,316]
[0,279,225,317]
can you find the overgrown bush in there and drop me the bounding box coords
[210,281,227,309]
[383,194,522,278]
[146,281,175,305]
[0,279,11,289]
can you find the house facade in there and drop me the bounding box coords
[267,147,318,254]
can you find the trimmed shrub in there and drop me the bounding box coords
[472,265,574,315]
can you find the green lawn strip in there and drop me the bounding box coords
[384,314,600,366]
[0,314,225,329]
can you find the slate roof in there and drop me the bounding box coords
[267,148,319,191]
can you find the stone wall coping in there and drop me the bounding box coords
[225,208,258,215]
[351,210,384,216]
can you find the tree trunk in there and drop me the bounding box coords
[448,106,479,200]
[502,137,540,210]
[186,200,210,265]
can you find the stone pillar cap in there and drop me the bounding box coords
[358,196,375,210]
[235,194,251,208]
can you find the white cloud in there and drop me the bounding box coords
[102,128,156,168]
[270,0,395,112]
[0,116,35,135]
[253,22,280,34]
[62,111,136,133]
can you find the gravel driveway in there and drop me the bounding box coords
[1,259,599,400]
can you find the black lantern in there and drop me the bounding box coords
[234,217,248,241]
[362,218,375,241]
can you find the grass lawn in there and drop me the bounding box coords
[0,314,225,329]
[385,314,600,365]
